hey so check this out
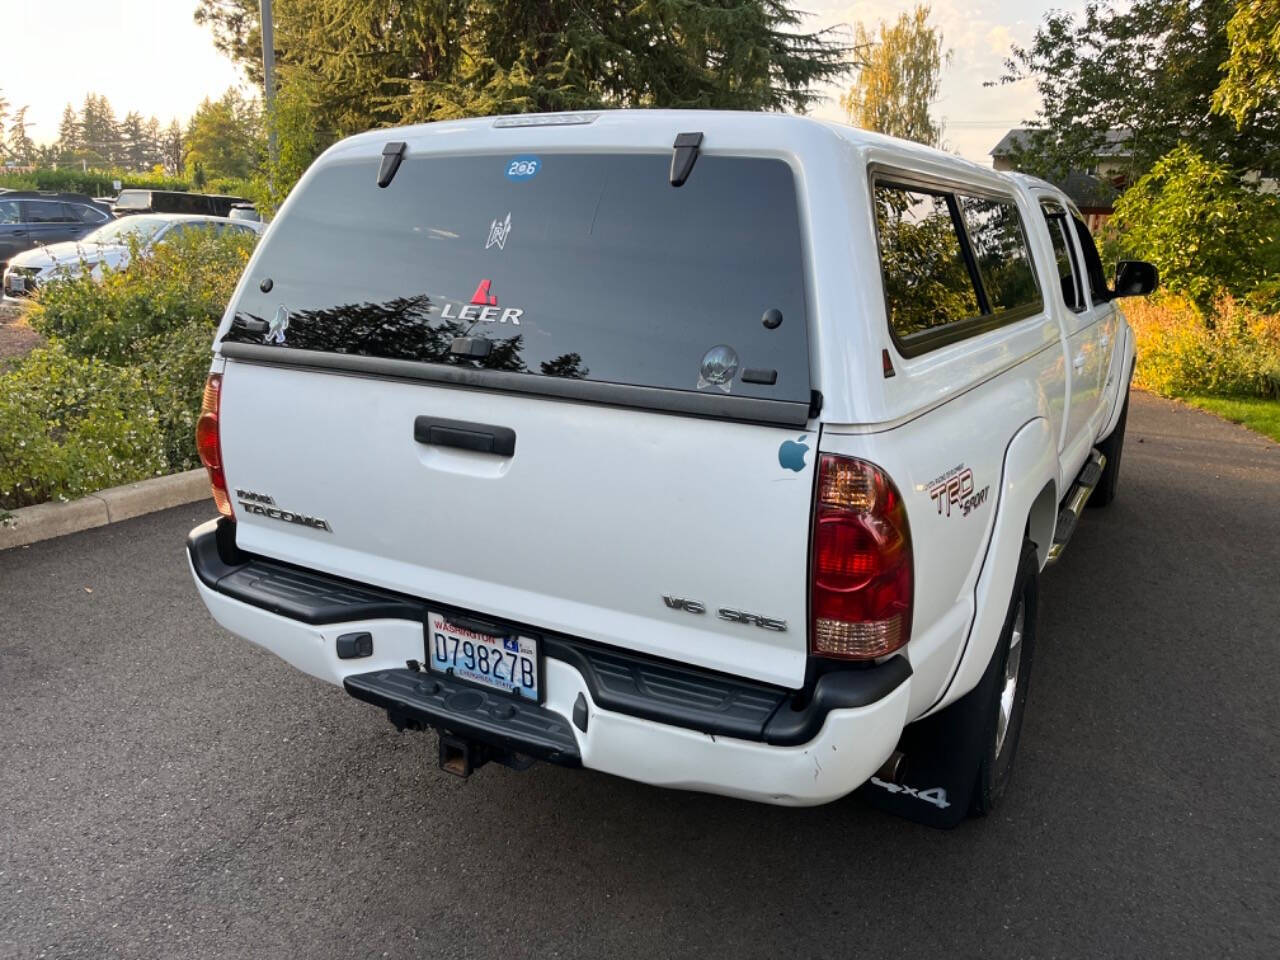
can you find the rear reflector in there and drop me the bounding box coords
[810,454,912,660]
[195,374,233,519]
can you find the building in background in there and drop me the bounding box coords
[991,128,1133,230]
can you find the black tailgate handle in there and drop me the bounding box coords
[414,416,516,457]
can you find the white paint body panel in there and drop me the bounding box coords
[194,110,1137,803]
[219,361,815,688]
[192,563,910,806]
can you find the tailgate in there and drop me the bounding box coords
[219,361,815,686]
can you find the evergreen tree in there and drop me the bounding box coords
[120,111,149,170]
[163,119,184,174]
[841,5,949,147]
[143,116,164,169]
[57,103,81,153]
[195,0,850,137]
[79,93,121,163]
[8,106,36,164]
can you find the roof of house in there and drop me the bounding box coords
[1056,170,1119,211]
[991,127,1133,158]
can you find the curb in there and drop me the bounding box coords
[0,469,211,551]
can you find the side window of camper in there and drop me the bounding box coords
[873,183,981,342]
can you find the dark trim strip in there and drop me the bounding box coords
[218,342,811,428]
[188,519,910,746]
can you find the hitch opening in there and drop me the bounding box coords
[439,733,479,777]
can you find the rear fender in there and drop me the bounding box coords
[923,416,1056,716]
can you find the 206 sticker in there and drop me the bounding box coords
[505,156,540,180]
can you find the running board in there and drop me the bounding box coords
[1046,450,1106,565]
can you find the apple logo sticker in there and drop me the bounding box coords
[778,435,809,472]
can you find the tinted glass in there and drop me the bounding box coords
[85,216,168,245]
[1042,206,1082,311]
[226,153,810,402]
[115,190,152,211]
[1072,217,1110,304]
[873,184,979,339]
[22,201,76,223]
[0,200,19,225]
[957,195,1041,315]
[73,204,107,223]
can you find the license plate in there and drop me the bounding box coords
[426,611,539,701]
[7,276,24,293]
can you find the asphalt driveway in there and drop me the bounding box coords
[2,392,1278,959]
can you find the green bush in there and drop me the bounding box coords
[0,167,192,196]
[0,344,167,510]
[31,229,256,470]
[1111,145,1280,313]
[1126,295,1280,399]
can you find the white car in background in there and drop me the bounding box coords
[2,213,263,297]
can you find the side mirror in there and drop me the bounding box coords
[1113,260,1158,298]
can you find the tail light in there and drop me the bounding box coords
[195,373,233,519]
[810,454,912,660]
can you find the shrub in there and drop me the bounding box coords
[1125,295,1280,399]
[30,229,256,470]
[1110,145,1280,314]
[0,167,192,196]
[0,344,167,511]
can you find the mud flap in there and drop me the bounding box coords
[857,639,1003,828]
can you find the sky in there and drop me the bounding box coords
[1,0,1068,166]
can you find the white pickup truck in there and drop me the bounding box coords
[188,111,1155,826]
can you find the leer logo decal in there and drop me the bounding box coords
[439,279,524,325]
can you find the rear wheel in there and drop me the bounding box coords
[1089,387,1129,508]
[970,539,1039,817]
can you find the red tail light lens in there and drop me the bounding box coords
[195,373,233,519]
[810,454,912,660]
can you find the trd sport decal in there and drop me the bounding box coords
[926,464,990,518]
[439,279,524,324]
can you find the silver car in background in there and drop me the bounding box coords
[2,213,263,297]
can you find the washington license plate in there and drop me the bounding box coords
[426,611,540,701]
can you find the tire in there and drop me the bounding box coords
[969,539,1039,817]
[1088,386,1129,508]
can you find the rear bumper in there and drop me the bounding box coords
[188,519,912,806]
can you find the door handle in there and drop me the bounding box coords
[1072,353,1086,370]
[1099,334,1110,349]
[414,416,516,456]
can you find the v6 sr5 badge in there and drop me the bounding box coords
[926,465,990,519]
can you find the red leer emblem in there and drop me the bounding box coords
[470,279,498,306]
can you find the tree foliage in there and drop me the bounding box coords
[996,0,1280,179]
[1111,145,1280,312]
[1212,0,1280,128]
[195,0,851,139]
[841,4,948,147]
[183,89,261,181]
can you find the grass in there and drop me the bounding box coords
[1183,395,1280,443]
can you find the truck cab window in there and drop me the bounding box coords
[1071,217,1110,305]
[1042,205,1084,312]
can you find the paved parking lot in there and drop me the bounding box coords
[2,392,1278,959]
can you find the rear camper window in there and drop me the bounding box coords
[223,153,811,405]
